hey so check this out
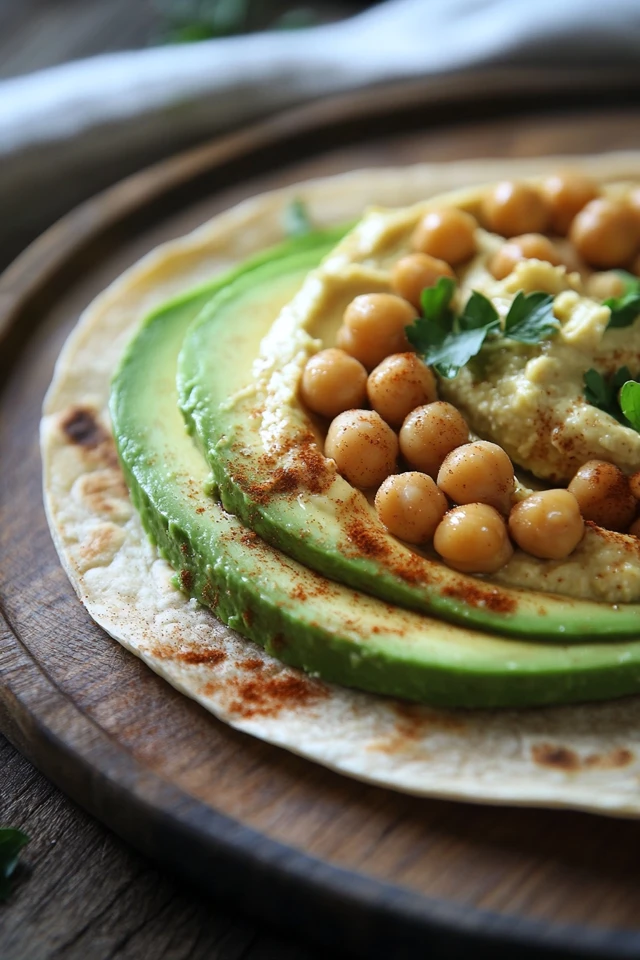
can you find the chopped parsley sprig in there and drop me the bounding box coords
[605,271,640,329]
[406,277,557,379]
[0,827,29,901]
[620,381,640,431]
[583,367,640,431]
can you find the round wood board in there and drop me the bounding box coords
[3,69,640,959]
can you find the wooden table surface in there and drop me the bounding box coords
[0,3,352,958]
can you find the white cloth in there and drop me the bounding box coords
[1,0,639,258]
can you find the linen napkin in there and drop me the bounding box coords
[1,0,639,264]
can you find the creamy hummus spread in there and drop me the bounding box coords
[253,181,640,604]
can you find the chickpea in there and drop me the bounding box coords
[300,349,367,419]
[437,441,515,514]
[337,293,417,370]
[367,353,437,428]
[375,472,448,544]
[391,253,454,309]
[434,503,514,574]
[482,181,549,238]
[570,198,639,269]
[325,409,398,489]
[630,471,640,500]
[411,208,477,265]
[586,271,626,301]
[567,460,637,531]
[627,187,640,232]
[541,171,599,235]
[508,489,584,560]
[490,233,561,281]
[399,402,469,477]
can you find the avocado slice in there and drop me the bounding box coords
[178,243,640,642]
[111,234,640,706]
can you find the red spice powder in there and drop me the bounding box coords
[441,581,517,614]
[228,672,328,719]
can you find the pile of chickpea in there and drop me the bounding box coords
[300,173,640,575]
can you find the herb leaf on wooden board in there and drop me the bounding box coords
[0,827,29,901]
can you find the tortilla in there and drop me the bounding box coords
[42,153,640,817]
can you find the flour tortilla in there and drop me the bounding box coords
[42,153,640,817]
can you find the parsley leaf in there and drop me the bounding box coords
[605,271,640,328]
[283,198,312,238]
[408,278,500,379]
[504,291,558,343]
[458,290,498,330]
[621,381,640,431]
[407,280,559,379]
[0,828,29,901]
[418,275,457,330]
[423,325,499,379]
[583,367,640,428]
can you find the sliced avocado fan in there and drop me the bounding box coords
[111,233,640,707]
[177,236,640,642]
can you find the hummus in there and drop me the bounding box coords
[254,181,640,603]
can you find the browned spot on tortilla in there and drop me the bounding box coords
[62,407,108,448]
[227,670,328,719]
[532,743,580,771]
[584,748,634,770]
[394,701,467,733]
[75,468,129,514]
[78,522,123,564]
[532,743,634,772]
[179,569,194,593]
[368,701,466,756]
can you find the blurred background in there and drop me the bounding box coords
[3,0,640,270]
[0,0,366,77]
[0,0,369,267]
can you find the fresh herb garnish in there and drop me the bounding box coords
[0,828,29,901]
[605,271,640,329]
[406,279,498,379]
[283,198,313,238]
[406,279,558,379]
[503,291,558,343]
[620,381,640,431]
[583,367,640,428]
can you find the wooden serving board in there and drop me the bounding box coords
[3,70,640,959]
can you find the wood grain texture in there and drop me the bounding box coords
[3,77,640,959]
[0,735,327,960]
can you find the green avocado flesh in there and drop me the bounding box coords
[111,233,640,707]
[178,251,640,643]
